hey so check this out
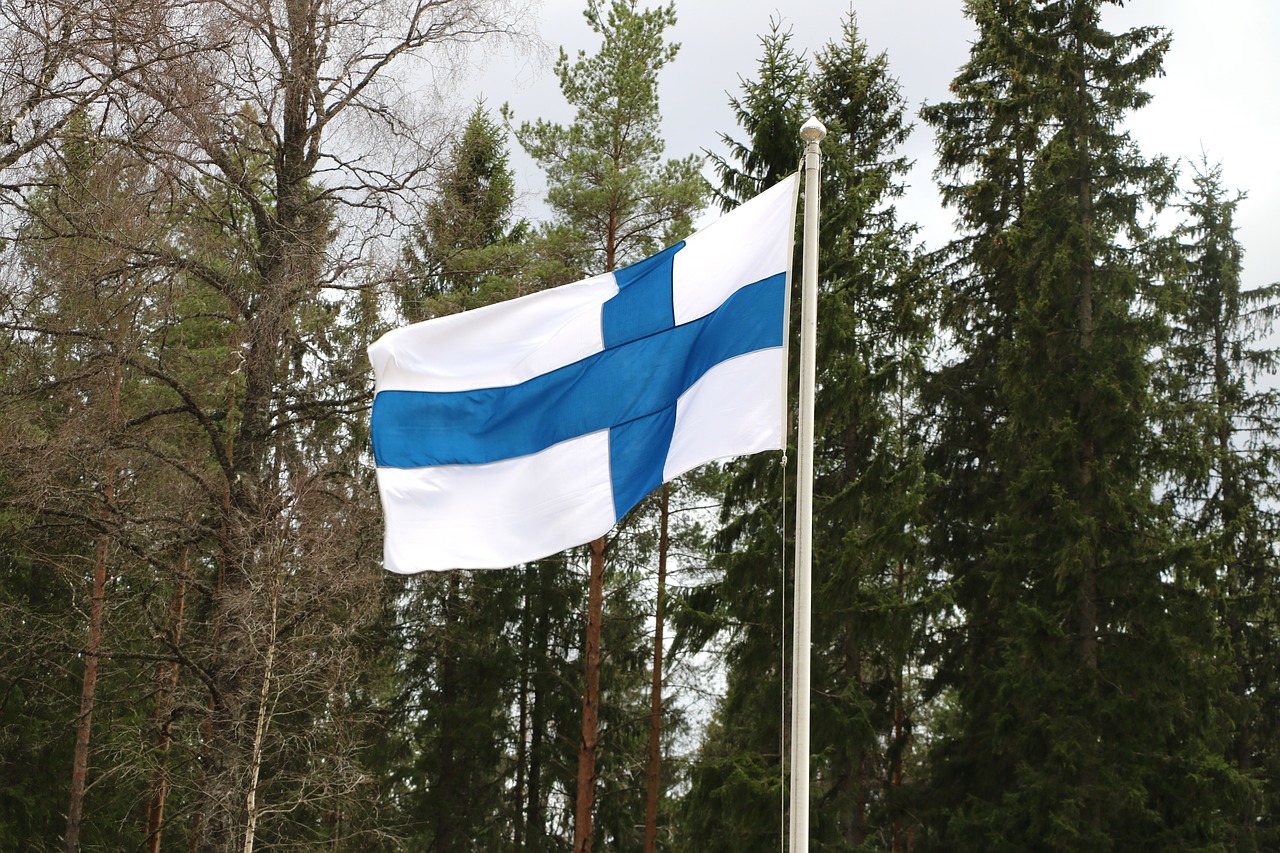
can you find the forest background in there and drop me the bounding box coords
[1,0,1279,851]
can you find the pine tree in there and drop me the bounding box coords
[395,570,524,850]
[920,2,1246,848]
[509,2,707,849]
[0,118,191,852]
[510,0,705,271]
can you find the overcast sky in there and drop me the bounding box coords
[458,0,1279,291]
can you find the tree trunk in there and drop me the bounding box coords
[145,562,188,853]
[242,575,281,853]
[853,655,867,847]
[435,573,461,851]
[190,342,241,853]
[526,572,551,851]
[643,486,670,853]
[515,567,533,851]
[64,510,110,853]
[64,358,121,853]
[1074,28,1101,839]
[574,537,606,853]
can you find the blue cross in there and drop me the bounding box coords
[371,242,785,521]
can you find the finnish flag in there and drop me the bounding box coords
[369,174,799,572]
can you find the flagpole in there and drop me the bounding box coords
[789,116,825,853]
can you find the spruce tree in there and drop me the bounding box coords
[1162,159,1280,851]
[672,24,806,852]
[675,13,931,850]
[399,104,530,320]
[806,17,932,849]
[390,106,584,851]
[706,18,809,214]
[920,2,1246,848]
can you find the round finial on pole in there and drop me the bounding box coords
[799,116,826,144]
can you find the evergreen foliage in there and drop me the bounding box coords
[389,106,585,852]
[0,2,1276,852]
[675,13,933,850]
[400,104,530,320]
[509,0,706,270]
[1161,158,1280,851]
[919,2,1250,848]
[707,18,809,213]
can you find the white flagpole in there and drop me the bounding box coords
[789,116,825,853]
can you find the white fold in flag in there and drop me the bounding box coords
[369,174,799,573]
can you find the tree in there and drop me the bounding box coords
[1,115,191,852]
[395,570,524,850]
[919,2,1245,848]
[1162,158,1280,851]
[672,23,805,852]
[915,0,1046,837]
[400,103,530,320]
[388,105,587,852]
[706,18,809,214]
[675,13,932,850]
[0,0,182,176]
[509,1,706,849]
[804,16,932,848]
[0,0,523,849]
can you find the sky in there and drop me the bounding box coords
[457,0,1280,292]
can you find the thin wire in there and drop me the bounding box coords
[778,162,801,853]
[779,166,802,853]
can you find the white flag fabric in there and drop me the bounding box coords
[369,174,799,573]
